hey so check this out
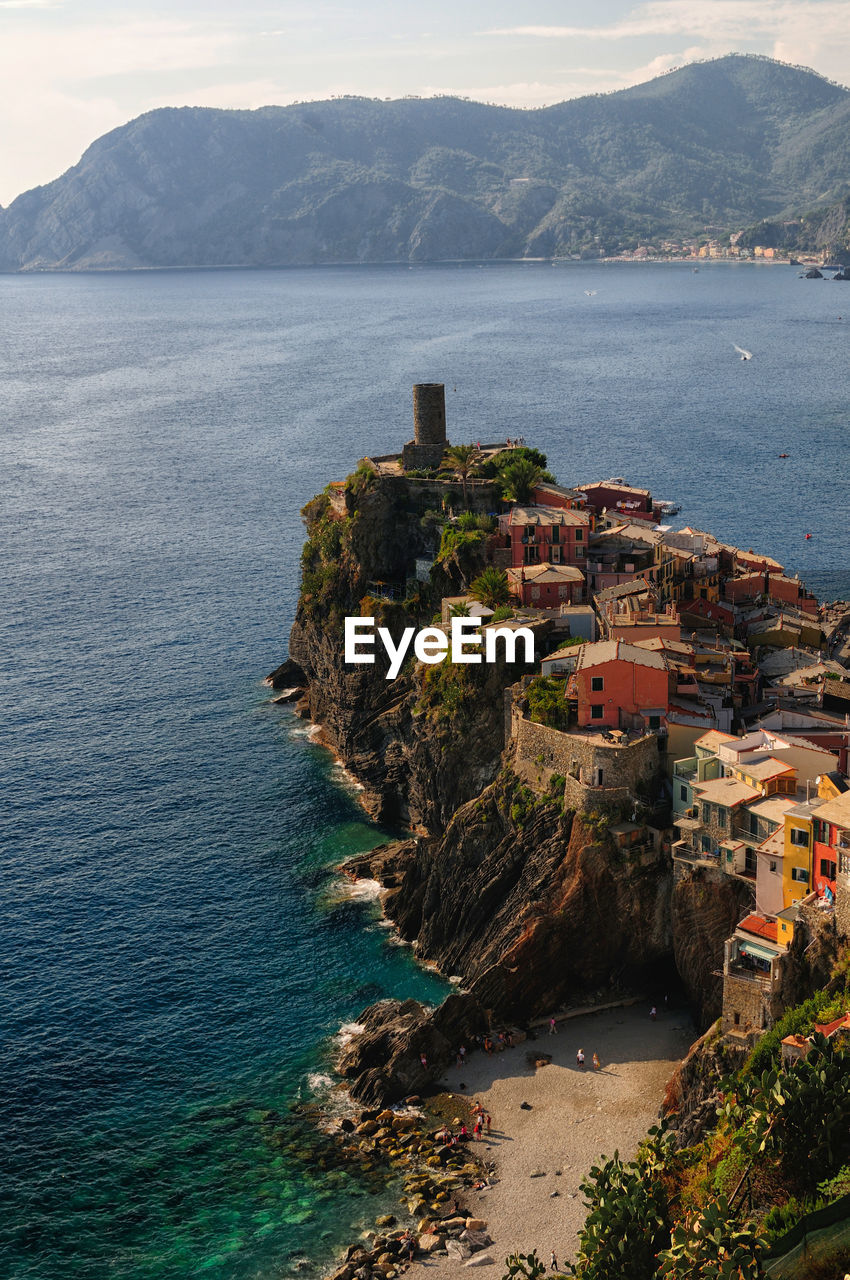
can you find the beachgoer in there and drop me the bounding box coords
[485,1112,492,1134]
[592,1052,600,1071]
[549,1016,557,1035]
[650,1006,657,1021]
[506,1030,514,1048]
[576,1048,585,1067]
[459,1123,469,1141]
[420,1052,428,1068]
[404,1231,415,1262]
[550,1252,559,1272]
[484,1036,493,1055]
[473,1118,483,1140]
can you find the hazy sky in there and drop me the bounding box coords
[2,0,848,206]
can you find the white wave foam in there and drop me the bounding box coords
[336,1021,365,1046]
[306,1072,335,1094]
[335,877,383,902]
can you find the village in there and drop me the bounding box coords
[353,384,850,1058]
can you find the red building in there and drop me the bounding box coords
[578,479,657,523]
[811,790,850,901]
[500,505,592,570]
[724,571,818,615]
[568,639,670,730]
[507,563,585,607]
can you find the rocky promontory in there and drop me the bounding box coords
[273,459,760,1108]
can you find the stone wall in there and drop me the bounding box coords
[365,472,500,515]
[510,710,661,811]
[721,970,770,1041]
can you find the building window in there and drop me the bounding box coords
[717,807,727,829]
[550,545,562,563]
[791,867,809,883]
[551,525,560,544]
[702,803,711,824]
[702,836,712,853]
[680,785,688,802]
[734,1012,740,1026]
[575,544,585,557]
[575,528,583,541]
[590,704,604,720]
[769,860,777,873]
[790,828,809,847]
[820,859,837,881]
[591,676,604,692]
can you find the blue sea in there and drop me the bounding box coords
[1,261,848,1280]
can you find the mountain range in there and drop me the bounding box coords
[2,54,849,271]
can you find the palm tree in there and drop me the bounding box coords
[468,567,511,610]
[443,443,481,507]
[499,457,542,505]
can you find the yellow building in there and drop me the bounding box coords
[782,798,822,912]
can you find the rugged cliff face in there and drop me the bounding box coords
[284,472,538,829]
[671,870,755,1026]
[349,775,673,1019]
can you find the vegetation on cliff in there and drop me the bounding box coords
[562,962,850,1279]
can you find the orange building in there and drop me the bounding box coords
[569,640,670,731]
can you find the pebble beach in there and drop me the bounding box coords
[416,1003,695,1275]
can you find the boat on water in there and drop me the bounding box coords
[656,500,681,516]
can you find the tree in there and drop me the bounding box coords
[468,566,511,610]
[499,457,543,504]
[443,443,481,507]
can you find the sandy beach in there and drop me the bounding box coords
[417,1002,694,1276]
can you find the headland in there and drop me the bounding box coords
[271,382,850,1276]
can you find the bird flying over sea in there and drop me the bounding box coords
[733,344,753,361]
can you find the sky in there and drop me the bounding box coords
[1,0,849,207]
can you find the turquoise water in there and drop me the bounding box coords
[1,261,848,1279]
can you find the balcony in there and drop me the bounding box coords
[727,962,773,989]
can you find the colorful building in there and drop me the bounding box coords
[568,639,669,730]
[500,505,592,570]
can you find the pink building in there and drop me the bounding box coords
[500,505,592,570]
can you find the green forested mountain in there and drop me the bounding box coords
[2,54,849,270]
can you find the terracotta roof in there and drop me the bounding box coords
[738,914,779,943]
[734,756,796,782]
[815,790,850,830]
[508,564,584,584]
[593,578,656,602]
[509,505,590,527]
[580,479,651,499]
[633,637,694,655]
[694,729,737,751]
[692,777,760,807]
[815,1013,850,1038]
[575,640,667,672]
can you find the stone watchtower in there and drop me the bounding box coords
[401,383,448,471]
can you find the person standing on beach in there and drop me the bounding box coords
[650,1006,657,1021]
[485,1112,492,1135]
[592,1052,600,1070]
[550,1251,559,1272]
[549,1016,557,1035]
[576,1048,585,1067]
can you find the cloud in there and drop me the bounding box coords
[483,0,850,48]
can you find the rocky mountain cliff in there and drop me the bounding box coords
[274,466,752,1102]
[3,55,850,270]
